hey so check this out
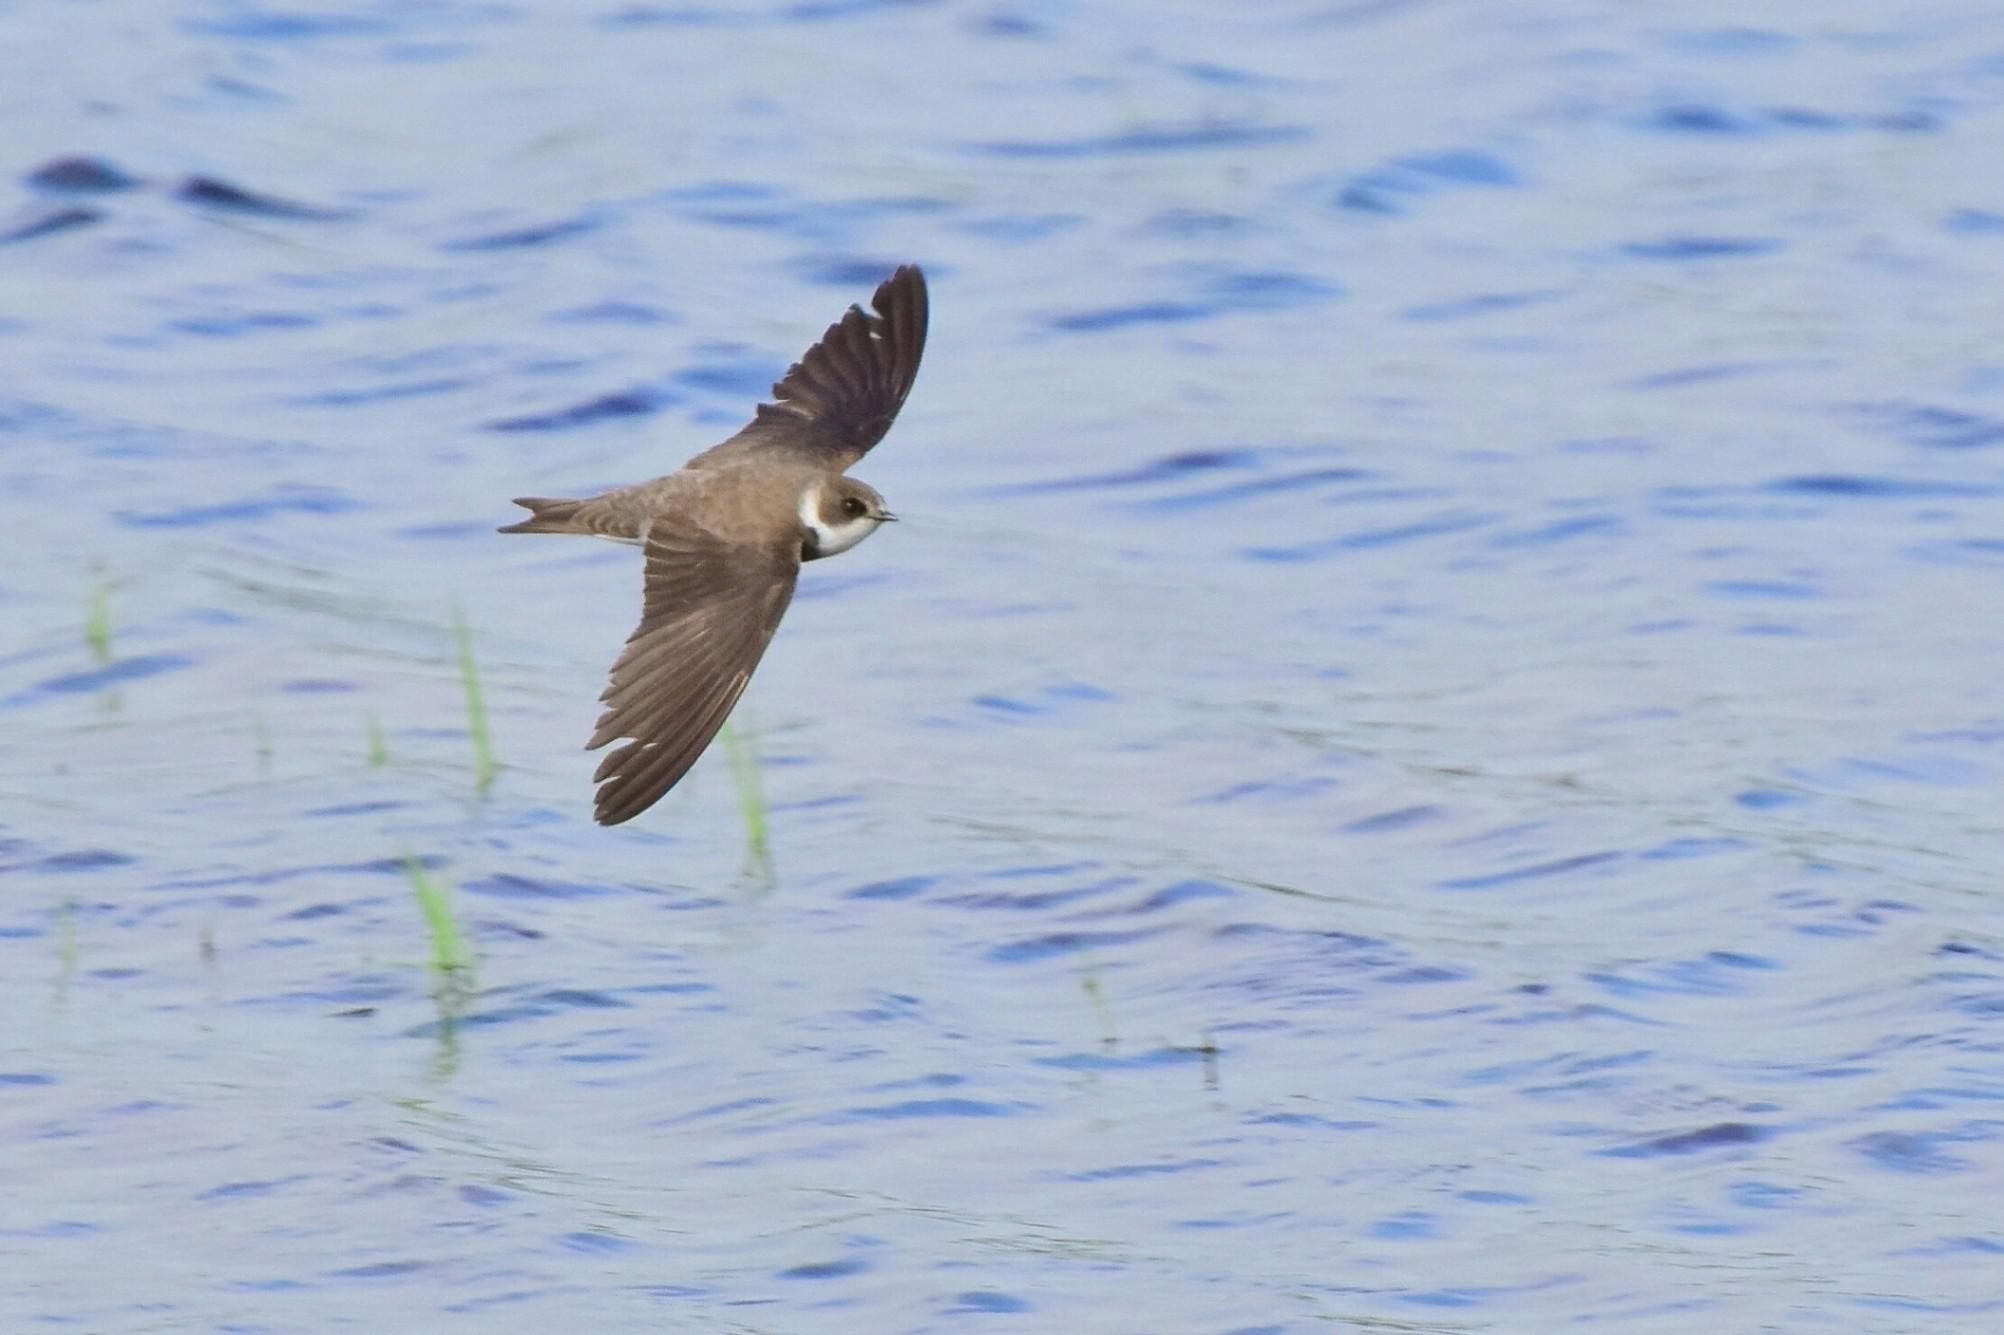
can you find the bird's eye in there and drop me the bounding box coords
[842,497,868,518]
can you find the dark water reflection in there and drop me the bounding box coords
[6,0,2004,1330]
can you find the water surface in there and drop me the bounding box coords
[5,2,2004,1330]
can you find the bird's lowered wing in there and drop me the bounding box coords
[586,523,800,825]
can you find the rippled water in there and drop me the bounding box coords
[7,2,2004,1330]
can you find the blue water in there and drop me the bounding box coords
[6,2,2004,1329]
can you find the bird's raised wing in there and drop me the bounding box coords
[587,524,800,825]
[689,264,929,473]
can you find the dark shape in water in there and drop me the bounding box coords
[1649,103,1756,135]
[974,121,1310,159]
[990,448,1252,496]
[487,389,668,433]
[1049,301,1208,332]
[1856,400,2004,451]
[673,357,776,397]
[1876,109,1940,133]
[1769,473,1989,499]
[27,156,140,192]
[792,254,915,287]
[1607,1122,1768,1157]
[0,206,102,244]
[442,214,597,251]
[9,654,192,706]
[1336,148,1519,214]
[118,485,362,528]
[1944,208,2004,235]
[176,175,348,220]
[1621,235,1782,260]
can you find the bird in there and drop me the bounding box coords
[500,264,928,825]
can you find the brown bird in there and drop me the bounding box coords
[500,265,928,824]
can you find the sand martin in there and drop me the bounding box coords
[501,264,928,824]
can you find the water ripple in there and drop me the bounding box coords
[116,486,362,527]
[1244,509,1496,561]
[970,122,1311,159]
[1335,148,1520,214]
[3,654,193,707]
[485,387,672,432]
[1619,235,1784,260]
[1854,401,2004,450]
[441,213,601,251]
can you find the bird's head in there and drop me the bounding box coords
[800,476,895,560]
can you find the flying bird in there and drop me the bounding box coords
[501,265,928,824]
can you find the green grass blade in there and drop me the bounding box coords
[452,607,499,794]
[85,570,112,664]
[366,710,389,767]
[55,896,78,1000]
[719,714,770,865]
[403,856,474,978]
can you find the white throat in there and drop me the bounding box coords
[800,485,880,559]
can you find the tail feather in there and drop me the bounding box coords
[499,496,585,534]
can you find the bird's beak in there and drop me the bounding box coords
[877,511,899,523]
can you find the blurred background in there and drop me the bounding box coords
[5,2,2004,1330]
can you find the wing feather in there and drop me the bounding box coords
[688,264,929,473]
[587,524,799,825]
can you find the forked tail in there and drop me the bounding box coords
[498,496,586,534]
